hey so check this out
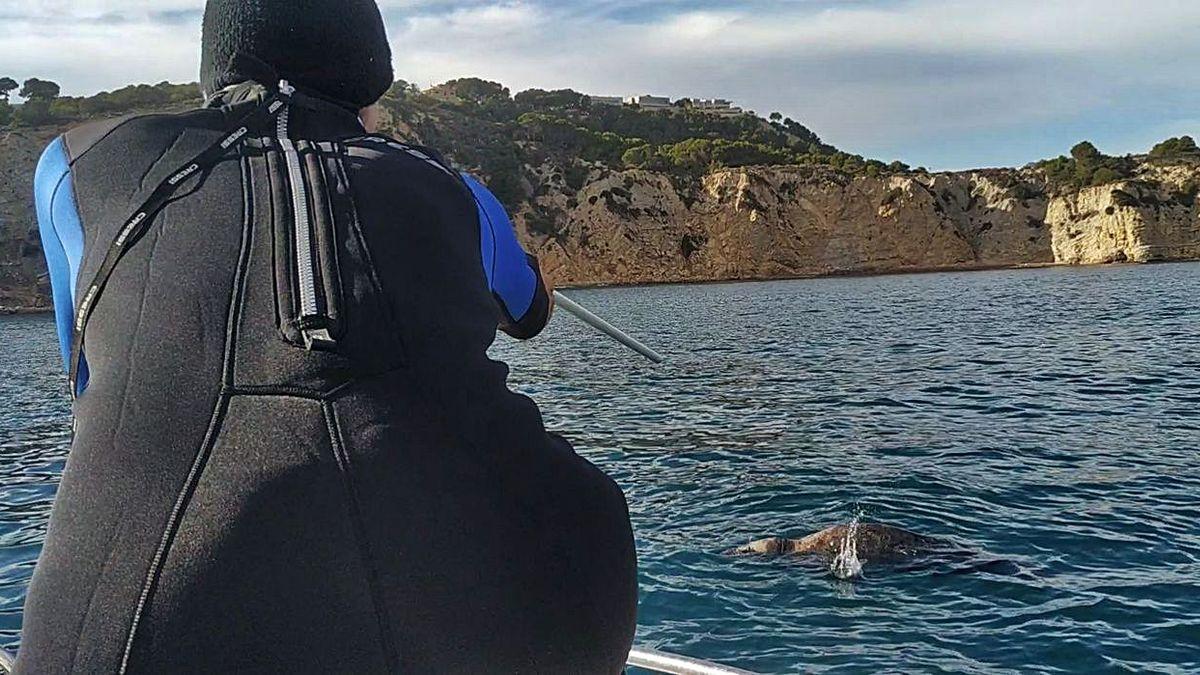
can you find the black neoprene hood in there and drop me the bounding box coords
[200,0,394,108]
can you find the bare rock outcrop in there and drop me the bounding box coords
[519,163,1198,287]
[0,127,59,310]
[1047,180,1200,264]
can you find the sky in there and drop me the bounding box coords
[1,0,1197,170]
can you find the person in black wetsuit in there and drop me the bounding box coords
[19,1,638,672]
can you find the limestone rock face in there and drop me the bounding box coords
[514,161,1198,288]
[531,167,979,287]
[1047,182,1200,264]
[928,172,1053,266]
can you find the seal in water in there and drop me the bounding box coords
[731,523,937,562]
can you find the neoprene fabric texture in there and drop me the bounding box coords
[17,89,637,674]
[200,0,394,108]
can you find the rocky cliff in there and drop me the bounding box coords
[0,127,59,310]
[1046,166,1200,265]
[515,161,1200,286]
[2,118,1197,311]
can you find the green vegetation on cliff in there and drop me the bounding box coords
[7,73,1191,207]
[374,77,908,208]
[0,77,200,128]
[1033,141,1138,190]
[1149,136,1200,160]
[1033,137,1200,192]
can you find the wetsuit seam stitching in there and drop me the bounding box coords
[118,395,231,673]
[223,149,255,387]
[47,163,89,324]
[265,142,297,346]
[322,402,399,671]
[51,153,94,348]
[468,190,501,295]
[45,170,73,298]
[332,148,405,361]
[67,214,164,666]
[222,384,326,400]
[315,148,345,330]
[217,365,405,401]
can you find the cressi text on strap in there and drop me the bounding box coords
[67,81,295,399]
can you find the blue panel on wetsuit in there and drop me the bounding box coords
[461,173,538,322]
[35,136,90,394]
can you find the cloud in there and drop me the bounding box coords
[385,0,1200,167]
[1,0,1197,169]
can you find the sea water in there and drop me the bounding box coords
[2,263,1198,673]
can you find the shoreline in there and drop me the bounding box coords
[553,257,1198,292]
[0,306,53,316]
[6,258,1199,313]
[2,258,1196,315]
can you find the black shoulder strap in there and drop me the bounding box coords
[68,83,293,399]
[349,135,461,180]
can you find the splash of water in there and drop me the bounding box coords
[830,512,865,580]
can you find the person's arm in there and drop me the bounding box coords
[35,136,89,395]
[461,173,553,340]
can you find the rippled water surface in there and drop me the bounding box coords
[3,263,1199,672]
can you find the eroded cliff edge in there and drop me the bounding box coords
[516,161,1200,286]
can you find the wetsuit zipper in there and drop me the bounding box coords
[277,82,337,351]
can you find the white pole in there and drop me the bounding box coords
[553,291,665,364]
[627,647,759,675]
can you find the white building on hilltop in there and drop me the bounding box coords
[590,95,624,107]
[624,95,673,110]
[584,93,746,116]
[693,98,744,117]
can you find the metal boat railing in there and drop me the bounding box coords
[0,645,757,674]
